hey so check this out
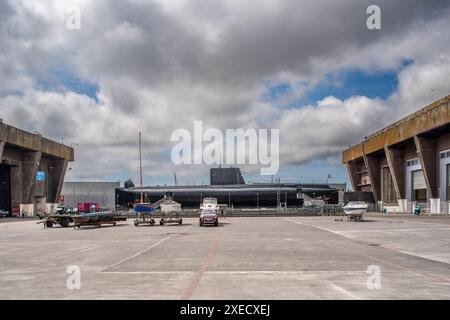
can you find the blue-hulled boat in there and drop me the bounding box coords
[134,203,155,213]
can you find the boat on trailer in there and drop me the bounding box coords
[343,201,369,221]
[133,132,157,226]
[133,203,157,226]
[158,197,182,225]
[134,203,155,213]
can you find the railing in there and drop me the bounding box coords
[405,201,430,214]
[118,205,345,218]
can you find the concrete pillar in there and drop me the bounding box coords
[384,146,405,199]
[385,146,408,213]
[430,198,440,215]
[21,151,42,215]
[0,120,5,161]
[398,199,408,213]
[345,161,359,191]
[9,165,22,214]
[49,159,68,203]
[414,135,439,213]
[363,153,381,203]
[414,135,437,198]
[0,139,5,162]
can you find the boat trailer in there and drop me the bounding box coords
[134,212,156,226]
[347,213,364,222]
[134,213,182,226]
[134,197,183,226]
[73,212,127,229]
[159,212,183,225]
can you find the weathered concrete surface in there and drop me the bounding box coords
[0,121,74,215]
[0,122,73,161]
[385,146,406,200]
[342,95,450,163]
[1,215,450,299]
[342,96,450,209]
[415,135,438,199]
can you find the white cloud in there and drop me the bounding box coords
[0,0,449,183]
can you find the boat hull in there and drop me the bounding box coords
[134,203,155,213]
[344,208,367,215]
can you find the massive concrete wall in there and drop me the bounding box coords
[0,120,74,216]
[342,96,450,213]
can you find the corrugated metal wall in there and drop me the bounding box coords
[61,182,120,210]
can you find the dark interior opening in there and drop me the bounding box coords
[0,164,12,216]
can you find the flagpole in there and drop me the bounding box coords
[139,131,143,203]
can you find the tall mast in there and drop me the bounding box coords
[139,131,143,203]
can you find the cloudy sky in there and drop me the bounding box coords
[0,0,449,187]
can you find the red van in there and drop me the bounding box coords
[77,202,100,213]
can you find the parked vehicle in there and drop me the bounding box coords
[199,209,219,227]
[37,213,74,228]
[77,202,100,213]
[55,206,68,215]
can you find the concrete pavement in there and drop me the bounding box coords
[1,215,450,299]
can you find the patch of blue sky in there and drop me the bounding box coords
[36,65,99,102]
[263,82,293,102]
[264,59,413,109]
[301,69,398,105]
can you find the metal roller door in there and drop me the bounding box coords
[412,170,427,202]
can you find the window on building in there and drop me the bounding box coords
[407,159,419,166]
[440,150,450,159]
[412,170,427,202]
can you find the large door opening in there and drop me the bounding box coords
[412,169,427,202]
[0,164,12,215]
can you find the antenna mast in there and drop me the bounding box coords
[139,131,143,203]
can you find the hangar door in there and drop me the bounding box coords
[411,170,427,202]
[0,165,11,215]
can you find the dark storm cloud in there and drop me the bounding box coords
[59,0,449,91]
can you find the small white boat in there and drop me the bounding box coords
[160,199,182,214]
[343,201,369,216]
